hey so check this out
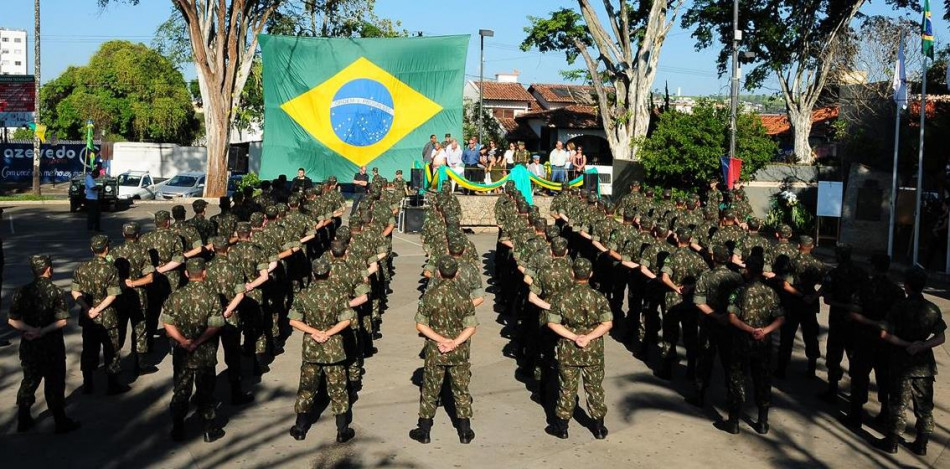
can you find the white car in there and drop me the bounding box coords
[117,171,158,200]
[156,171,207,199]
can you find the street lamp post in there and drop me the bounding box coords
[32,0,41,196]
[729,0,739,162]
[478,29,494,145]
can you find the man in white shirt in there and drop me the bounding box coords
[85,164,102,231]
[548,141,569,183]
[527,155,546,195]
[444,139,464,193]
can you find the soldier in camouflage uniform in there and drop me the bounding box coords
[211,196,239,240]
[635,225,672,359]
[706,177,723,214]
[171,204,206,259]
[287,258,358,443]
[512,141,530,166]
[845,252,903,428]
[767,224,799,274]
[818,244,868,401]
[189,199,215,245]
[733,218,770,268]
[409,256,479,445]
[724,255,784,435]
[545,258,613,440]
[9,255,81,434]
[231,221,274,374]
[657,228,709,380]
[112,221,158,375]
[141,210,186,349]
[72,235,130,395]
[690,244,743,408]
[876,267,946,455]
[774,236,824,378]
[163,258,226,442]
[205,236,255,406]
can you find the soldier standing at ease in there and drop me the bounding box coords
[189,199,215,245]
[774,236,824,379]
[819,244,868,402]
[162,258,226,443]
[9,255,81,434]
[545,258,613,440]
[141,211,186,349]
[287,258,361,443]
[724,255,784,435]
[112,222,158,376]
[876,267,946,455]
[409,256,479,445]
[72,235,130,395]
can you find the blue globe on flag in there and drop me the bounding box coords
[330,78,394,147]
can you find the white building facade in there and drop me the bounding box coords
[0,28,28,76]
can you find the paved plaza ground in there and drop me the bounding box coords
[0,202,947,468]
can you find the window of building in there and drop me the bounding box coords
[14,49,22,54]
[14,61,22,66]
[14,38,22,43]
[1,38,8,42]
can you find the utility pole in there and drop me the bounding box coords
[729,0,739,161]
[478,29,493,144]
[32,0,41,196]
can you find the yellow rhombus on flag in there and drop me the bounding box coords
[281,57,442,167]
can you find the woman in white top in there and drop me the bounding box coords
[504,142,515,166]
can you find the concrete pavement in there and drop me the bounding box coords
[0,202,947,468]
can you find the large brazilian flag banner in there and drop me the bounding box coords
[259,34,469,180]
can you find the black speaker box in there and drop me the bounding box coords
[403,207,426,233]
[410,168,424,190]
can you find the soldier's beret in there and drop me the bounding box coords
[30,255,52,275]
[747,217,762,230]
[276,203,288,215]
[712,244,730,264]
[192,199,208,211]
[90,234,110,251]
[122,221,141,237]
[264,205,278,218]
[171,205,187,219]
[311,257,332,276]
[437,255,459,278]
[236,222,252,234]
[250,212,265,227]
[799,235,814,246]
[572,257,593,279]
[551,237,569,256]
[448,237,466,255]
[778,224,793,238]
[154,210,171,223]
[185,257,206,275]
[209,236,228,249]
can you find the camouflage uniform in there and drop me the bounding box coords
[112,231,155,355]
[189,215,215,245]
[230,237,270,356]
[883,293,946,439]
[659,245,709,376]
[211,210,239,239]
[547,280,613,421]
[289,278,356,416]
[850,272,903,414]
[72,252,123,378]
[727,279,783,410]
[205,247,249,389]
[330,254,372,384]
[162,278,225,422]
[141,216,186,343]
[693,264,743,397]
[415,277,478,419]
[822,258,868,386]
[11,267,70,411]
[776,250,825,374]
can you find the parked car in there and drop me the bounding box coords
[156,171,206,199]
[68,173,120,212]
[117,171,158,200]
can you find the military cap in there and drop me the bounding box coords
[438,255,459,278]
[587,193,599,203]
[645,189,655,197]
[330,239,348,257]
[185,257,206,275]
[122,221,141,236]
[236,222,252,234]
[90,234,110,251]
[603,200,615,214]
[654,226,671,238]
[155,210,171,224]
[171,205,187,219]
[192,199,209,211]
[799,235,814,246]
[674,197,685,205]
[662,189,672,198]
[327,175,338,184]
[304,187,318,197]
[778,224,793,238]
[517,140,525,145]
[712,244,730,264]
[250,212,265,227]
[311,257,332,276]
[288,194,301,206]
[551,237,569,256]
[623,207,638,221]
[276,203,288,215]
[505,180,516,190]
[631,180,642,187]
[545,225,561,240]
[675,227,692,242]
[639,216,654,229]
[337,226,351,239]
[747,217,761,230]
[721,209,736,219]
[30,254,52,275]
[572,257,593,279]
[218,196,231,208]
[264,205,278,218]
[745,254,765,273]
[448,237,466,255]
[209,236,228,249]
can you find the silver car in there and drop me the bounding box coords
[156,171,206,199]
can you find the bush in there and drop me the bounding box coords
[237,172,261,194]
[764,188,815,236]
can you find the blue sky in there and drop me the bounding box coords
[2,0,945,96]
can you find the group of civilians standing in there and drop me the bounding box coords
[422,134,587,194]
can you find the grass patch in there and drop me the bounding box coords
[0,194,63,201]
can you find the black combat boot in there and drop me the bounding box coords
[135,353,159,375]
[817,381,838,403]
[254,354,269,375]
[171,416,186,442]
[17,405,34,432]
[911,433,930,456]
[107,374,131,395]
[336,414,355,443]
[686,388,705,408]
[457,418,475,444]
[875,433,898,454]
[722,408,740,434]
[754,407,770,435]
[592,418,608,440]
[409,418,433,444]
[82,371,95,394]
[289,413,311,441]
[544,418,569,439]
[52,408,80,434]
[685,358,696,381]
[807,358,817,378]
[843,403,863,428]
[203,417,225,443]
[230,380,254,406]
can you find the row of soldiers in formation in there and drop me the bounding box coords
[9,175,406,444]
[491,179,944,454]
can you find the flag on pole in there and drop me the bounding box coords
[893,40,908,108]
[922,0,935,60]
[720,156,743,190]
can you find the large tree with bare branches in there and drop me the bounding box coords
[522,1,684,162]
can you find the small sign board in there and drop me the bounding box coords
[817,181,843,218]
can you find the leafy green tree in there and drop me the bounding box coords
[639,102,776,192]
[40,40,197,144]
[12,128,34,140]
[462,101,506,148]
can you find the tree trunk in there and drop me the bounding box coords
[788,109,814,164]
[203,89,230,198]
